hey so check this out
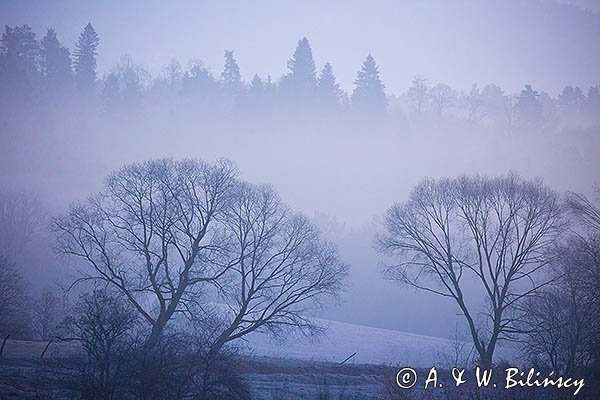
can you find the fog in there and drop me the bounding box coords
[1,0,599,339]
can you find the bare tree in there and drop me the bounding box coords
[566,188,600,232]
[65,289,139,400]
[0,190,45,262]
[429,83,457,118]
[406,75,429,115]
[53,158,347,360]
[163,58,183,89]
[53,158,238,350]
[32,286,63,340]
[519,188,600,382]
[376,174,562,368]
[53,159,347,399]
[566,189,600,373]
[521,235,600,375]
[206,183,348,358]
[0,255,30,340]
[520,288,566,372]
[566,189,600,341]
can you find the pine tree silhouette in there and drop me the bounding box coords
[351,54,387,114]
[101,72,121,114]
[249,74,264,95]
[515,84,542,127]
[41,28,72,85]
[280,37,317,101]
[181,63,219,99]
[0,25,40,76]
[317,62,343,108]
[73,23,100,91]
[558,86,584,110]
[221,50,243,94]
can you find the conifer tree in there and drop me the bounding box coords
[244,74,275,113]
[244,74,266,111]
[221,50,242,94]
[181,62,219,99]
[584,86,600,118]
[73,23,100,91]
[351,54,387,114]
[249,74,264,96]
[515,84,542,126]
[101,72,121,113]
[0,25,40,76]
[280,37,317,99]
[557,85,584,112]
[41,28,72,84]
[317,62,343,107]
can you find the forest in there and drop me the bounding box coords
[1,23,600,128]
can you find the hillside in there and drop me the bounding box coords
[242,318,514,367]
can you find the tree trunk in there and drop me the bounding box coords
[139,321,167,400]
[479,350,494,370]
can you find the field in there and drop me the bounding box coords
[0,319,518,399]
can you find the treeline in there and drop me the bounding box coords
[2,23,600,130]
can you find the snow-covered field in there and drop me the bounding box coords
[243,318,515,367]
[1,316,515,368]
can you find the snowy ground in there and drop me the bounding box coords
[1,315,515,368]
[242,318,515,367]
[0,320,518,400]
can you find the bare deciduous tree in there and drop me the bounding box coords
[32,286,63,341]
[0,190,45,262]
[567,188,600,372]
[429,83,457,118]
[522,188,600,376]
[53,158,238,349]
[406,75,429,115]
[376,174,562,367]
[53,158,348,362]
[567,188,600,232]
[0,255,29,340]
[65,289,139,400]
[207,183,348,358]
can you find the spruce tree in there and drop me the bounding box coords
[351,54,387,114]
[181,63,219,99]
[73,23,100,91]
[280,37,317,99]
[0,25,40,76]
[221,50,242,94]
[101,72,121,113]
[515,84,542,127]
[41,28,72,84]
[317,62,343,107]
[249,74,264,96]
[557,86,584,111]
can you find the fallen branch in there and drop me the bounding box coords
[340,352,356,364]
[40,339,54,359]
